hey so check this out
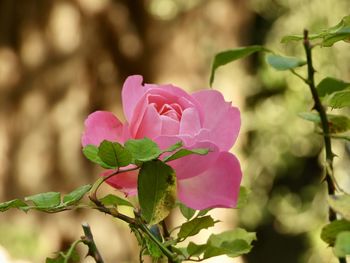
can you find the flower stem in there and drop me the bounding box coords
[303,30,347,263]
[81,223,104,263]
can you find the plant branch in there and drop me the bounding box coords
[303,30,336,222]
[303,38,348,258]
[81,223,104,263]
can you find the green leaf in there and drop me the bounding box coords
[281,33,321,43]
[187,242,207,257]
[281,16,350,47]
[144,235,163,259]
[82,145,114,169]
[125,138,162,162]
[321,220,350,246]
[178,216,215,239]
[0,199,28,212]
[236,186,250,209]
[210,46,267,86]
[63,185,92,206]
[162,141,183,153]
[204,228,256,259]
[298,112,350,133]
[179,203,196,220]
[334,231,350,257]
[197,208,212,217]
[98,140,132,168]
[46,244,80,263]
[138,160,176,224]
[266,54,306,71]
[99,194,134,207]
[328,195,350,221]
[327,90,350,108]
[25,192,61,208]
[163,148,209,162]
[316,77,350,97]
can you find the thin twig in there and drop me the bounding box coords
[81,223,104,263]
[303,30,336,221]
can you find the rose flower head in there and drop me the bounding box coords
[82,75,242,210]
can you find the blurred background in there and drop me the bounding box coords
[0,0,350,262]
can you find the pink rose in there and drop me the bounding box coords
[82,75,242,210]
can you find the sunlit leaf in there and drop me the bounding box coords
[63,185,92,206]
[316,77,350,97]
[210,46,267,86]
[298,112,350,133]
[266,54,306,71]
[281,33,321,43]
[178,216,215,239]
[327,90,350,108]
[187,242,207,257]
[82,145,114,169]
[163,148,209,162]
[125,138,162,162]
[99,194,133,208]
[98,140,132,168]
[321,220,350,246]
[204,228,256,259]
[334,231,350,257]
[138,160,176,224]
[0,199,28,212]
[162,141,183,153]
[328,194,350,221]
[179,202,196,220]
[25,192,61,208]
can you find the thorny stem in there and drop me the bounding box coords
[81,223,104,263]
[303,30,347,263]
[303,30,336,222]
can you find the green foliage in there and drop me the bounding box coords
[125,138,162,162]
[298,112,350,133]
[179,203,196,220]
[209,46,267,86]
[99,194,134,208]
[327,90,350,108]
[316,77,350,97]
[266,54,306,71]
[163,141,183,153]
[321,219,350,246]
[203,229,256,258]
[138,160,176,224]
[180,228,256,260]
[98,140,132,168]
[236,186,250,209]
[281,15,350,47]
[178,216,215,239]
[46,241,81,263]
[163,148,209,162]
[82,145,114,169]
[328,194,350,221]
[0,185,92,213]
[334,231,350,257]
[0,199,28,212]
[63,185,92,206]
[25,192,61,208]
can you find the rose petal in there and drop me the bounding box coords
[169,141,220,180]
[177,151,242,210]
[179,107,202,136]
[134,104,162,139]
[122,75,146,121]
[102,169,138,196]
[81,111,126,147]
[160,115,180,135]
[192,90,240,151]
